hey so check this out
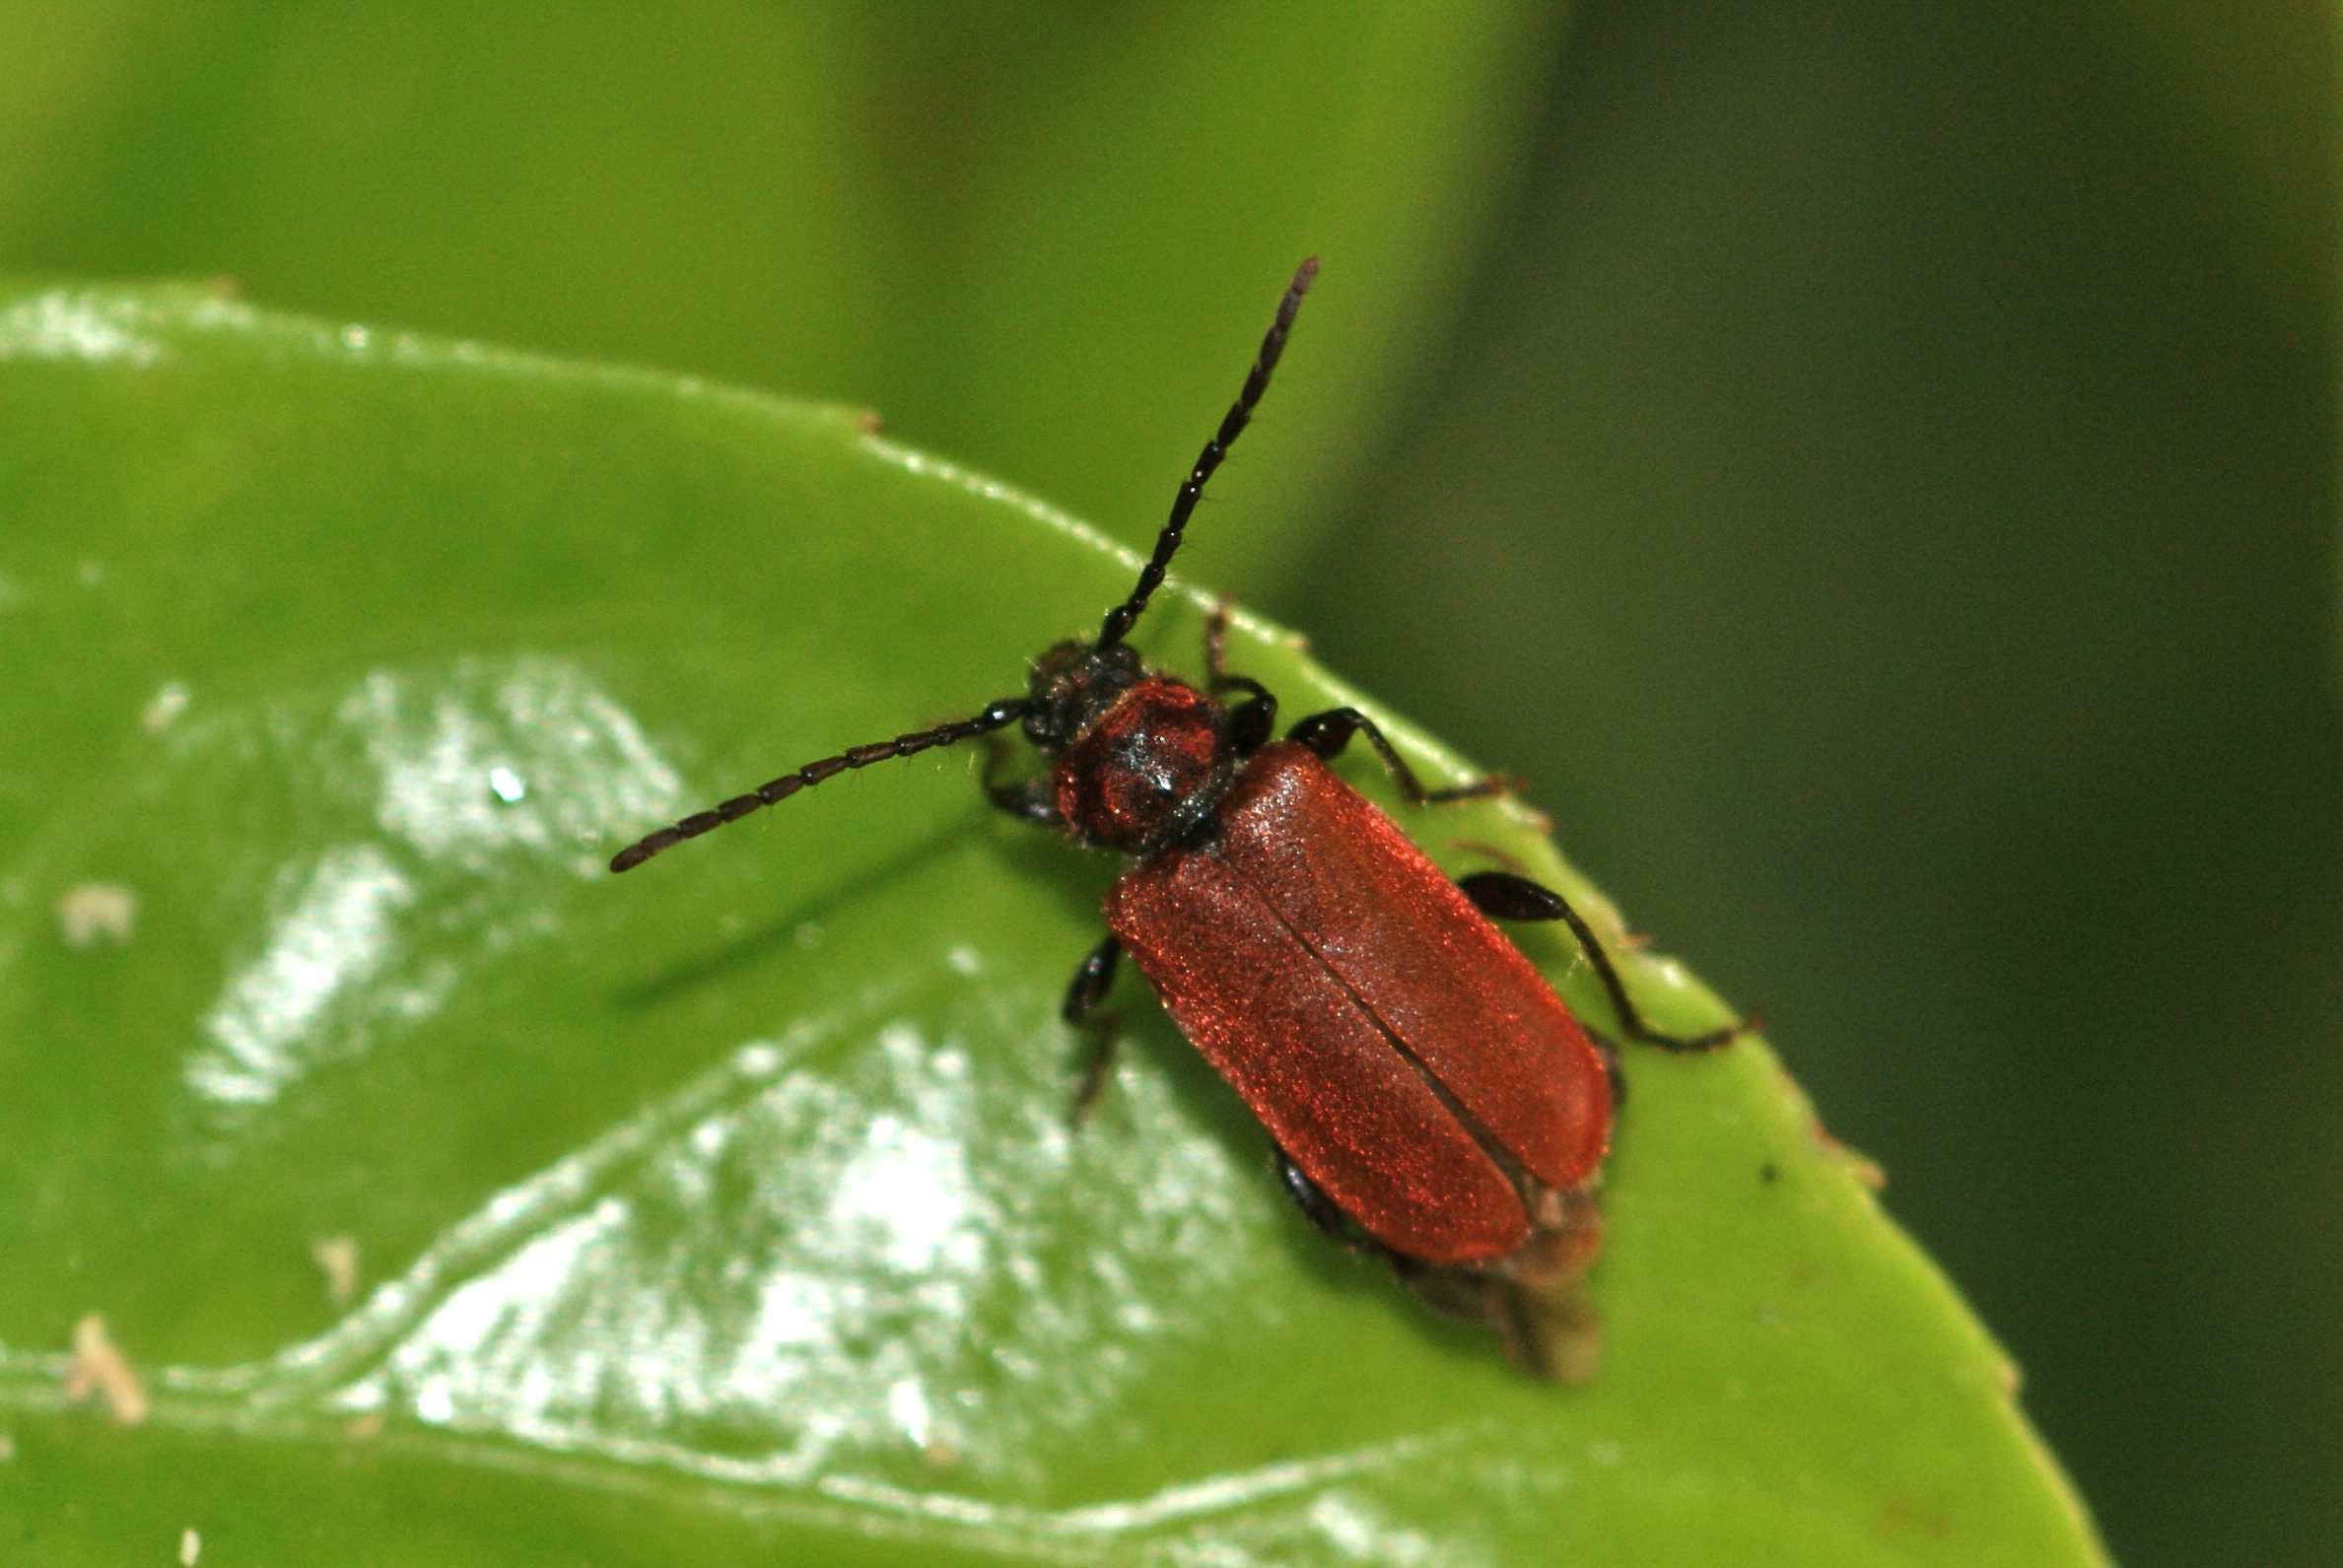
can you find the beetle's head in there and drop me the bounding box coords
[1021,639,1143,752]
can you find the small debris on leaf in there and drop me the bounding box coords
[311,1234,362,1307]
[62,1314,148,1425]
[55,883,136,948]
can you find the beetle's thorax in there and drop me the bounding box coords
[1051,674,1235,854]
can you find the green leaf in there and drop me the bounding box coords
[0,286,2103,1565]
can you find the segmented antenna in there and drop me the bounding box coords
[608,697,1030,872]
[1096,256,1319,649]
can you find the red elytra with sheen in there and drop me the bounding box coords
[607,259,1741,1379]
[1110,740,1609,1264]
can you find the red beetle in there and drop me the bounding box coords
[610,260,1742,1378]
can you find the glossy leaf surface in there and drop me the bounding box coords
[0,287,2103,1564]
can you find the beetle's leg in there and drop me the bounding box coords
[1063,934,1120,1022]
[1062,935,1122,1120]
[982,737,1061,827]
[1205,602,1279,755]
[1457,869,1749,1053]
[1275,1150,1427,1268]
[1287,708,1514,805]
[1275,1148,1353,1243]
[1223,678,1277,756]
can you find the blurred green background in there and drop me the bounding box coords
[0,3,2329,1564]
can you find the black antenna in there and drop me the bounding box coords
[1096,256,1319,649]
[608,697,1029,872]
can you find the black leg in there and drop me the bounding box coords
[1062,935,1120,1024]
[1225,683,1276,755]
[1288,708,1511,806]
[1457,869,1748,1053]
[1457,869,1570,921]
[1275,1147,1438,1275]
[983,738,1060,827]
[1205,602,1278,755]
[1063,936,1122,1120]
[1275,1148,1353,1244]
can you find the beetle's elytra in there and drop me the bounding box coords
[610,259,1744,1378]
